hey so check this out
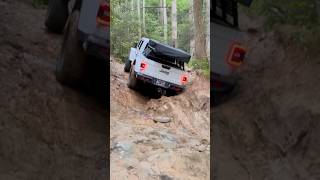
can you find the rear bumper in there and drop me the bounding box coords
[211,73,236,94]
[135,72,185,92]
[78,30,109,60]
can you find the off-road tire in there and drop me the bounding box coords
[124,59,131,73]
[211,84,237,106]
[45,0,68,33]
[56,10,87,85]
[127,67,138,89]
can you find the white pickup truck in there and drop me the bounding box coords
[211,0,252,105]
[124,38,191,96]
[45,0,109,85]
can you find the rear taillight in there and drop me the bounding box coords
[97,2,110,27]
[140,62,148,71]
[180,74,188,85]
[227,43,246,67]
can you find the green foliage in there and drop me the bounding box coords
[243,0,320,50]
[248,0,319,28]
[188,58,210,78]
[32,0,48,8]
[111,0,192,60]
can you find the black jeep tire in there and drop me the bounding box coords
[56,11,87,85]
[45,0,68,33]
[127,67,138,89]
[211,83,237,106]
[124,59,131,73]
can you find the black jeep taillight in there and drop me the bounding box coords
[97,1,110,27]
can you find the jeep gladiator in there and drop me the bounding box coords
[124,38,191,97]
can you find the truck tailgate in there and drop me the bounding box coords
[141,60,183,86]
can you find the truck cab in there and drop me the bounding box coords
[125,38,190,97]
[211,0,252,105]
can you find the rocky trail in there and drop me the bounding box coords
[0,1,107,179]
[212,12,320,180]
[110,58,210,180]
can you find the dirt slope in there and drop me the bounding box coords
[110,58,210,180]
[0,1,107,179]
[212,13,320,180]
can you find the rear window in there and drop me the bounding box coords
[143,44,185,70]
[211,0,239,28]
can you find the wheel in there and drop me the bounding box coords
[45,0,68,33]
[124,59,131,73]
[211,93,222,106]
[56,10,87,85]
[127,67,138,89]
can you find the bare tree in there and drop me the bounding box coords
[142,0,145,33]
[189,0,195,56]
[171,0,178,47]
[193,0,207,59]
[137,0,141,39]
[205,0,210,59]
[163,0,168,43]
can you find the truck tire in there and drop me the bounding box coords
[45,0,68,33]
[56,10,87,85]
[124,59,131,73]
[127,67,138,89]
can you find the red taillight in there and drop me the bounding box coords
[180,74,188,85]
[140,62,148,71]
[97,2,110,27]
[227,43,246,67]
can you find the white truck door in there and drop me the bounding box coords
[129,48,137,61]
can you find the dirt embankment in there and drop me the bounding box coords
[110,58,210,180]
[213,13,320,180]
[0,1,107,179]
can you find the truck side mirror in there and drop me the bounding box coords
[133,42,138,47]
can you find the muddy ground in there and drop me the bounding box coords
[212,13,320,180]
[110,59,210,180]
[0,0,107,179]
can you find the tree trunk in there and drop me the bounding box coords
[205,0,210,59]
[131,0,134,11]
[193,0,207,59]
[163,0,168,43]
[137,0,141,39]
[171,0,178,47]
[189,0,195,56]
[142,0,145,34]
[159,0,164,25]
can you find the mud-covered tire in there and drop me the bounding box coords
[211,84,237,106]
[127,67,138,89]
[56,11,87,85]
[45,0,68,33]
[124,59,131,73]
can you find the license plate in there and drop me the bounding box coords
[155,79,166,87]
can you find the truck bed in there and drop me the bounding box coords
[134,56,184,86]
